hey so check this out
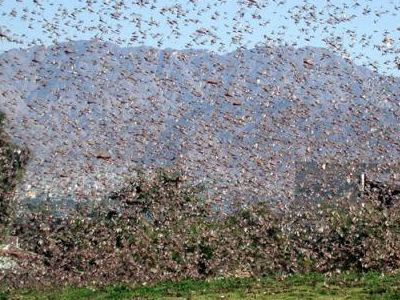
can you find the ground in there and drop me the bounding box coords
[1,272,400,299]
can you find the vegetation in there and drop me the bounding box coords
[0,112,29,242]
[1,272,400,299]
[1,112,399,294]
[2,167,399,290]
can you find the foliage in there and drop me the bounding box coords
[0,112,29,242]
[2,168,400,289]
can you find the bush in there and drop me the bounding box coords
[4,168,400,289]
[0,112,29,242]
[10,168,216,286]
[282,198,400,273]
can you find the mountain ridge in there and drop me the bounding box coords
[0,40,399,207]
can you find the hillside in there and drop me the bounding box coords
[0,40,399,207]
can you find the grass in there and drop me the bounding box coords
[1,272,400,299]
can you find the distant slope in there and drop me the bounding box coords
[0,40,399,205]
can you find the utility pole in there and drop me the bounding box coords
[360,172,365,192]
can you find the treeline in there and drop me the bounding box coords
[2,167,400,289]
[1,112,399,290]
[0,112,29,241]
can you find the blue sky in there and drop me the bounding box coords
[0,0,399,76]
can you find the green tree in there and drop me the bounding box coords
[0,112,29,242]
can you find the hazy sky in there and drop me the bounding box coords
[0,0,399,76]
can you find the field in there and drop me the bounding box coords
[2,272,400,300]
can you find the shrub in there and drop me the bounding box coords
[4,167,400,289]
[282,197,400,273]
[0,112,29,242]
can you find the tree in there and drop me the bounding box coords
[0,112,29,242]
